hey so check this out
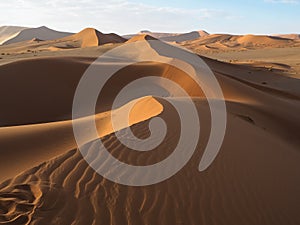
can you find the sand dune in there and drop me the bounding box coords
[124,30,209,42]
[0,31,300,225]
[0,96,162,181]
[0,28,126,60]
[0,97,299,225]
[0,57,91,126]
[0,26,28,45]
[3,26,73,45]
[139,30,181,38]
[126,34,158,43]
[0,56,170,126]
[182,34,299,52]
[160,31,209,42]
[181,33,300,78]
[123,30,181,39]
[68,28,126,47]
[273,34,300,40]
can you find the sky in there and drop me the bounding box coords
[0,0,299,35]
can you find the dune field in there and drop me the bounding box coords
[0,26,299,225]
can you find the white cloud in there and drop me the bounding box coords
[0,0,233,34]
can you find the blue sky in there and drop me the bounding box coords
[0,0,299,34]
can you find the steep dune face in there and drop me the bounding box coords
[0,37,300,224]
[0,57,90,126]
[69,28,126,47]
[3,26,73,45]
[0,26,28,45]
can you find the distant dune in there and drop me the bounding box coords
[68,28,126,47]
[160,31,209,42]
[123,30,209,42]
[0,28,126,55]
[126,34,158,42]
[139,30,181,38]
[182,33,299,51]
[0,26,28,45]
[123,30,180,39]
[3,26,73,45]
[272,34,300,40]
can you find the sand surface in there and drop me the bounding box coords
[182,34,300,51]
[2,26,73,45]
[0,32,299,225]
[273,34,300,40]
[124,30,209,42]
[181,34,300,78]
[0,28,125,65]
[0,26,28,45]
